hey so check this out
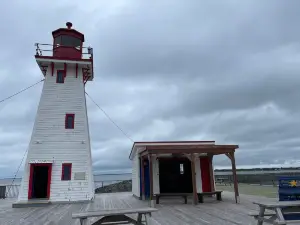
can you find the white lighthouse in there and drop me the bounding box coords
[16,22,94,204]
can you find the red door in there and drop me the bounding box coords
[200,157,212,192]
[28,163,52,199]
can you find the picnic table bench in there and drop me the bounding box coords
[197,191,223,203]
[249,201,300,224]
[155,193,191,204]
[72,207,158,225]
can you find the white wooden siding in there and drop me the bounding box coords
[195,157,202,193]
[131,154,140,198]
[18,64,94,202]
[152,156,160,194]
[212,161,216,191]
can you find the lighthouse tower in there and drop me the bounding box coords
[17,22,94,204]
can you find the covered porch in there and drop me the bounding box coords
[136,141,239,205]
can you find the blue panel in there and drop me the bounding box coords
[139,159,142,198]
[144,161,150,199]
[278,176,300,220]
[139,159,150,199]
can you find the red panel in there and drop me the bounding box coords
[28,164,34,199]
[47,164,52,199]
[53,46,81,59]
[200,157,212,192]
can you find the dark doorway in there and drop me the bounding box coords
[28,164,52,199]
[159,158,193,193]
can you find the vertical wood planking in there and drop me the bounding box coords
[190,153,198,205]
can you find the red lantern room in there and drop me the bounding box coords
[52,22,84,59]
[35,22,94,82]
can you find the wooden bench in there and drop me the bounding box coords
[72,207,158,225]
[197,191,222,203]
[155,193,191,204]
[250,201,300,224]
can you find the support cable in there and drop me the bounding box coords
[0,79,45,104]
[85,91,134,143]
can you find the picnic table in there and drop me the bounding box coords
[249,201,300,224]
[72,207,158,225]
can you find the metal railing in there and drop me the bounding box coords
[35,43,93,59]
[0,173,132,199]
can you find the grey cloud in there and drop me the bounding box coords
[1,0,300,177]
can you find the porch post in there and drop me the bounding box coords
[208,154,215,192]
[140,156,145,200]
[227,152,239,204]
[190,153,198,205]
[148,154,153,201]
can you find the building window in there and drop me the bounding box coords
[61,163,72,181]
[56,70,65,83]
[65,114,75,129]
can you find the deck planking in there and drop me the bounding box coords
[0,192,276,225]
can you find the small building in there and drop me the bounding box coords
[129,141,239,204]
[16,22,94,205]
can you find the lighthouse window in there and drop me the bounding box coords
[56,70,65,83]
[61,163,72,180]
[65,114,75,129]
[54,35,81,49]
[61,35,81,49]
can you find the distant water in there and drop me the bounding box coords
[0,173,132,187]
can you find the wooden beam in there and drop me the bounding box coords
[148,154,153,201]
[147,144,239,151]
[140,157,145,200]
[183,153,191,161]
[190,153,198,205]
[230,152,239,203]
[139,150,149,158]
[225,153,233,161]
[147,148,235,155]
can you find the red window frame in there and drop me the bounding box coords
[56,70,65,83]
[65,114,75,129]
[61,163,72,181]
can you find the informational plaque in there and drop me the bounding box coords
[74,172,86,180]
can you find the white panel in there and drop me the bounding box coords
[152,157,160,194]
[131,155,140,197]
[18,65,94,202]
[212,161,216,190]
[195,157,202,193]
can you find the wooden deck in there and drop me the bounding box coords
[0,192,277,225]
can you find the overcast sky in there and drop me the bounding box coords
[1,0,300,177]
